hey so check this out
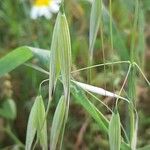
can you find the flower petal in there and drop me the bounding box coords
[30,6,39,19]
[39,7,52,19]
[49,2,60,13]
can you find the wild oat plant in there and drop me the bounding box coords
[0,0,150,150]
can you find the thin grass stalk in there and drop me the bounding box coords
[109,0,115,97]
[113,64,132,144]
[137,6,145,69]
[115,64,132,106]
[134,63,150,86]
[4,125,24,148]
[109,0,114,51]
[100,4,107,93]
[71,61,130,74]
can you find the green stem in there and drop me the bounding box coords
[126,0,139,145]
[115,64,132,106]
[72,61,130,74]
[109,0,114,51]
[87,54,93,84]
[130,0,139,62]
[4,125,24,148]
[134,63,150,86]
[127,65,136,143]
[100,6,106,92]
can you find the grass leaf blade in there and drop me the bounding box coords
[89,0,102,59]
[0,46,50,77]
[25,96,39,150]
[50,95,66,150]
[49,13,61,97]
[71,84,109,133]
[58,12,71,98]
[36,96,48,150]
[109,109,121,150]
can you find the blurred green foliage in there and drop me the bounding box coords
[0,0,150,149]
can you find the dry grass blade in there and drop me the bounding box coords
[73,80,129,102]
[131,110,138,150]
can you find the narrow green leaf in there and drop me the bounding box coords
[56,117,66,150]
[130,0,139,62]
[0,46,32,77]
[49,12,72,150]
[137,7,145,68]
[109,109,121,150]
[36,96,48,150]
[50,95,66,150]
[58,12,71,99]
[49,13,61,97]
[71,84,109,133]
[71,83,130,150]
[55,12,72,149]
[25,96,39,150]
[127,67,136,142]
[126,0,139,146]
[89,0,102,60]
[25,95,47,150]
[0,46,50,77]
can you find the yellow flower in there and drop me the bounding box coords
[34,0,50,6]
[30,0,61,19]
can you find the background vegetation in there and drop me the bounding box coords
[0,0,150,149]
